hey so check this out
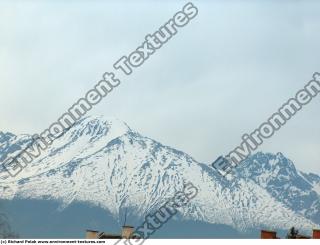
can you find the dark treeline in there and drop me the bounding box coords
[0,212,18,238]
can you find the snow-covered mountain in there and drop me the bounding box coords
[0,115,319,237]
[236,152,320,224]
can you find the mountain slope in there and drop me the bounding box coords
[236,152,320,224]
[0,115,318,236]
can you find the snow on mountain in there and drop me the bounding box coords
[0,132,32,163]
[0,115,318,233]
[236,152,320,224]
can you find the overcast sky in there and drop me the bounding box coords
[0,0,319,173]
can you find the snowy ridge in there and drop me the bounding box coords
[236,152,320,224]
[0,115,319,233]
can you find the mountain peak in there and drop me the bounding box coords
[241,152,296,171]
[79,115,130,129]
[1,116,319,235]
[69,115,132,140]
[0,131,15,143]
